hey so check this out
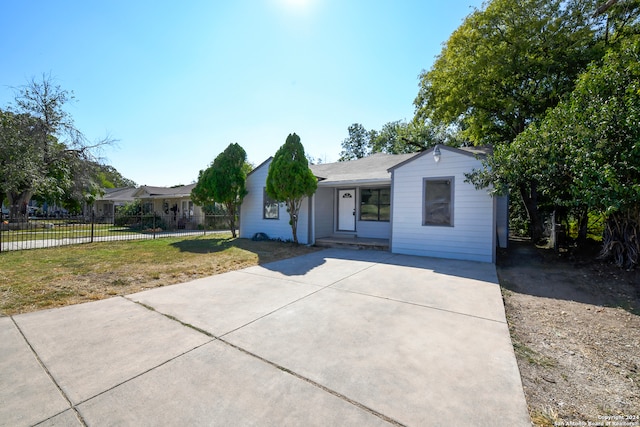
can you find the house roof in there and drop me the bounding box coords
[310,152,418,186]
[250,146,491,187]
[97,187,137,202]
[133,184,196,199]
[387,145,492,172]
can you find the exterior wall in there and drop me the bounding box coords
[140,197,204,225]
[356,218,391,239]
[314,187,334,237]
[240,159,311,244]
[315,186,392,239]
[496,195,509,248]
[391,150,495,263]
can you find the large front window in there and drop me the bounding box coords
[360,188,390,221]
[423,178,454,226]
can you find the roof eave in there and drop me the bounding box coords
[317,178,392,187]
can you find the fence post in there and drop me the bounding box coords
[153,213,157,239]
[91,212,95,243]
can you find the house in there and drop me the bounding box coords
[93,187,137,219]
[240,146,508,263]
[132,184,204,228]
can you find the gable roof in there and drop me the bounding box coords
[133,184,196,199]
[97,187,137,202]
[310,152,418,185]
[249,146,491,186]
[387,145,492,172]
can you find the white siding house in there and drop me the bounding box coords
[240,158,312,243]
[240,147,507,262]
[389,146,502,263]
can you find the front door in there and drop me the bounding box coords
[338,189,356,231]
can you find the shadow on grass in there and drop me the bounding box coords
[169,236,322,267]
[169,235,237,254]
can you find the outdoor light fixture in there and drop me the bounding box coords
[433,145,441,163]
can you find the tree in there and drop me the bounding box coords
[0,110,44,219]
[338,123,372,161]
[370,120,461,154]
[192,143,250,237]
[95,164,137,189]
[521,35,639,266]
[266,133,317,243]
[1,75,112,220]
[414,0,605,241]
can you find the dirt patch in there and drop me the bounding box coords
[497,239,640,426]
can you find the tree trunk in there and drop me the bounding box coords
[225,202,237,238]
[600,209,639,269]
[7,190,32,222]
[288,200,300,244]
[577,208,589,244]
[519,182,544,243]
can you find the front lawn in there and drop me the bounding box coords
[0,233,318,315]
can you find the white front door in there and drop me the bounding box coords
[338,189,356,231]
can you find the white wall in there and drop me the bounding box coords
[356,218,391,239]
[240,159,311,244]
[390,149,496,263]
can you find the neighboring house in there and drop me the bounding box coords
[240,146,508,263]
[132,184,204,227]
[93,187,137,219]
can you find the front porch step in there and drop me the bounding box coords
[314,236,389,251]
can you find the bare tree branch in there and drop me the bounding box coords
[594,0,619,17]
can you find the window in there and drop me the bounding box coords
[423,178,454,226]
[263,188,279,219]
[360,188,390,221]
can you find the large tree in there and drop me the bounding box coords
[266,133,317,244]
[1,75,112,220]
[338,123,372,161]
[192,143,249,237]
[491,34,640,267]
[338,120,459,161]
[95,164,137,189]
[414,0,605,241]
[370,120,461,154]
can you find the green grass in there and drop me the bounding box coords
[0,233,318,315]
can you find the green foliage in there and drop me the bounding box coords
[338,121,461,161]
[95,164,136,189]
[415,0,601,146]
[371,120,462,154]
[192,143,249,237]
[339,123,371,161]
[505,34,640,215]
[113,201,167,229]
[266,133,317,243]
[488,33,640,265]
[1,75,113,219]
[422,0,630,241]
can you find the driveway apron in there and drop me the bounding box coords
[1,248,530,427]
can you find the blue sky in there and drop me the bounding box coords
[1,0,482,186]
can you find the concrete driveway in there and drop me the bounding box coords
[1,249,530,426]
